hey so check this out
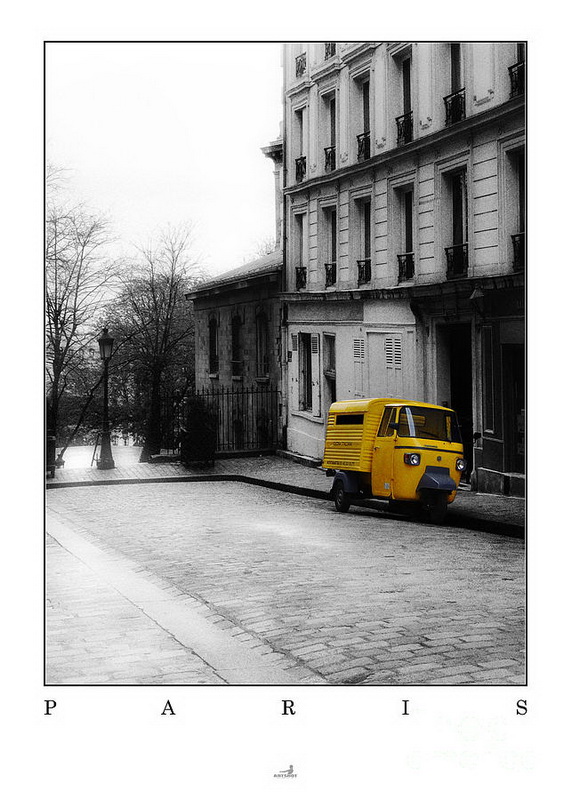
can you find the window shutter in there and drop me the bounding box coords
[385,335,403,396]
[353,337,365,397]
[311,333,321,416]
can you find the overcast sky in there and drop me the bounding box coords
[46,42,283,276]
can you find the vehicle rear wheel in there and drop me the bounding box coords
[333,481,351,513]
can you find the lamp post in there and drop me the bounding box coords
[97,327,115,470]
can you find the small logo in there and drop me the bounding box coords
[274,764,297,779]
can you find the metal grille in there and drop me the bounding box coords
[187,385,281,453]
[444,88,466,125]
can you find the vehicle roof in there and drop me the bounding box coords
[329,398,454,413]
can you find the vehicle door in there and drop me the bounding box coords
[371,405,398,497]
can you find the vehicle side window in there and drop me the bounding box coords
[377,407,396,437]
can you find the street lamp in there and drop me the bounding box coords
[97,327,115,470]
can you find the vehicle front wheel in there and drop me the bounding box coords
[425,493,448,525]
[333,481,351,513]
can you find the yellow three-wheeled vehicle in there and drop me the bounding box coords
[322,398,466,524]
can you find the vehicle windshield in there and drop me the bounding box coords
[396,406,462,443]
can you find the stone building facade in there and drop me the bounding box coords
[188,250,283,391]
[282,42,525,495]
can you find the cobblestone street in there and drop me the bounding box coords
[46,480,525,685]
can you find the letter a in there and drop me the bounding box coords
[161,700,176,716]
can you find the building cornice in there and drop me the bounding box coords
[281,272,524,304]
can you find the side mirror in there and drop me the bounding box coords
[473,431,482,442]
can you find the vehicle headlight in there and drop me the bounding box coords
[456,458,467,472]
[404,452,421,466]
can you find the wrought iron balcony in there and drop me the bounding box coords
[324,262,337,287]
[509,61,525,98]
[397,252,415,282]
[324,145,336,172]
[444,88,466,125]
[445,243,468,278]
[325,42,336,60]
[295,52,307,78]
[295,266,307,290]
[357,258,371,286]
[357,131,371,162]
[396,111,413,146]
[295,156,307,183]
[512,232,525,272]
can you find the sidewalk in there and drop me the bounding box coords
[47,449,525,536]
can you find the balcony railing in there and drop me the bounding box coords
[357,131,371,162]
[509,61,525,98]
[357,258,371,286]
[325,42,336,60]
[445,243,468,278]
[444,88,466,125]
[396,111,413,146]
[324,262,337,287]
[295,52,307,78]
[397,252,415,282]
[295,266,307,290]
[512,232,525,272]
[324,145,336,172]
[295,156,307,183]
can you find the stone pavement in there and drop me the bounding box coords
[47,448,525,536]
[47,480,525,685]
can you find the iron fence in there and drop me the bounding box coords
[185,385,281,454]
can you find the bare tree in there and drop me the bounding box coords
[45,166,118,448]
[243,235,278,262]
[108,225,204,461]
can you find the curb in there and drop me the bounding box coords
[46,472,524,538]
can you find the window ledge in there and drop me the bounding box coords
[291,409,323,422]
[255,376,270,384]
[208,373,219,380]
[232,375,243,382]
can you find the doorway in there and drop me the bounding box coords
[436,323,473,480]
[502,343,525,474]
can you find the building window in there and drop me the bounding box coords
[294,106,307,182]
[396,55,413,145]
[294,212,308,289]
[324,206,337,287]
[324,93,336,172]
[397,188,415,282]
[208,318,219,375]
[357,76,371,161]
[295,51,307,78]
[444,168,468,278]
[299,332,313,411]
[231,316,243,377]
[325,42,336,60]
[357,198,372,285]
[323,334,336,404]
[444,43,465,125]
[509,43,526,97]
[256,313,269,378]
[508,147,526,272]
